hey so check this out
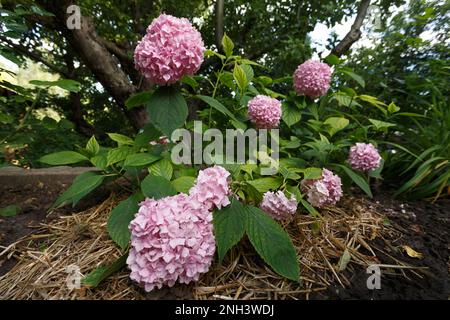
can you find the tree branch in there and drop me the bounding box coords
[330,0,371,57]
[0,35,69,78]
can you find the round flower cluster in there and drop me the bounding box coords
[348,143,382,172]
[301,169,342,208]
[293,60,332,98]
[134,14,205,85]
[189,165,231,210]
[247,95,282,129]
[260,191,297,220]
[127,194,215,292]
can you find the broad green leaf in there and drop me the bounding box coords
[134,123,162,147]
[302,167,323,180]
[90,155,107,170]
[369,119,396,130]
[123,153,160,167]
[107,133,134,146]
[39,151,88,165]
[52,172,105,209]
[147,86,188,136]
[358,95,387,115]
[325,54,341,65]
[181,75,198,89]
[221,33,234,57]
[171,176,196,193]
[281,102,302,127]
[148,158,173,180]
[337,164,373,198]
[197,95,239,122]
[141,175,177,199]
[29,79,81,92]
[246,177,283,193]
[82,254,127,288]
[86,135,99,156]
[0,204,21,217]
[240,64,254,83]
[324,117,349,136]
[125,91,153,109]
[106,147,131,167]
[213,199,246,262]
[233,64,248,93]
[42,116,57,130]
[387,102,400,113]
[299,198,320,217]
[245,205,299,281]
[341,69,365,88]
[107,193,143,250]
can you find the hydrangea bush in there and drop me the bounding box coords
[40,14,396,291]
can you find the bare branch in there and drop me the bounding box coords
[330,0,371,57]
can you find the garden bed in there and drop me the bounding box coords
[0,172,448,299]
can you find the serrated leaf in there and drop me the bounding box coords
[146,86,188,136]
[222,33,234,57]
[82,254,127,288]
[213,199,246,262]
[141,175,177,199]
[337,164,373,198]
[90,155,107,170]
[246,177,283,193]
[106,147,131,167]
[341,69,365,88]
[86,135,99,156]
[233,64,248,94]
[148,158,173,180]
[171,176,196,193]
[245,205,299,280]
[123,153,160,167]
[39,151,88,165]
[107,193,143,250]
[281,102,301,127]
[324,117,349,137]
[107,133,134,146]
[125,91,153,109]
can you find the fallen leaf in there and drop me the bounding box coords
[338,249,351,271]
[402,245,423,259]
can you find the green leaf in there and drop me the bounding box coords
[123,153,160,167]
[369,119,396,130]
[39,151,88,165]
[86,135,99,156]
[197,95,239,122]
[125,91,153,110]
[246,177,283,193]
[107,133,134,146]
[106,147,131,167]
[324,117,349,136]
[387,102,400,113]
[337,164,373,198]
[213,199,246,262]
[148,158,173,180]
[245,205,299,281]
[147,86,188,137]
[281,102,302,127]
[29,79,81,92]
[141,175,177,199]
[181,75,199,89]
[340,70,365,88]
[52,172,105,209]
[107,193,143,250]
[82,254,127,288]
[324,54,341,65]
[299,198,320,217]
[302,167,323,180]
[233,64,248,93]
[90,155,107,170]
[240,64,254,83]
[42,116,57,130]
[171,176,196,193]
[221,33,234,57]
[134,123,162,147]
[0,204,21,217]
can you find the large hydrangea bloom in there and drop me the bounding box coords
[134,14,205,85]
[189,166,231,210]
[348,143,382,172]
[301,169,342,208]
[260,191,297,220]
[293,60,332,98]
[127,194,215,292]
[247,95,282,129]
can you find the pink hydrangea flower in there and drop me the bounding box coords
[127,194,215,292]
[293,60,332,98]
[301,169,342,208]
[260,191,297,220]
[247,95,282,129]
[189,166,231,210]
[134,14,205,85]
[348,143,382,172]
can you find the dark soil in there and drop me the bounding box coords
[0,180,109,276]
[321,192,449,300]
[0,178,448,299]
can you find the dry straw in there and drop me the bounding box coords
[0,194,418,300]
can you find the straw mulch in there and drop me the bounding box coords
[0,194,411,300]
